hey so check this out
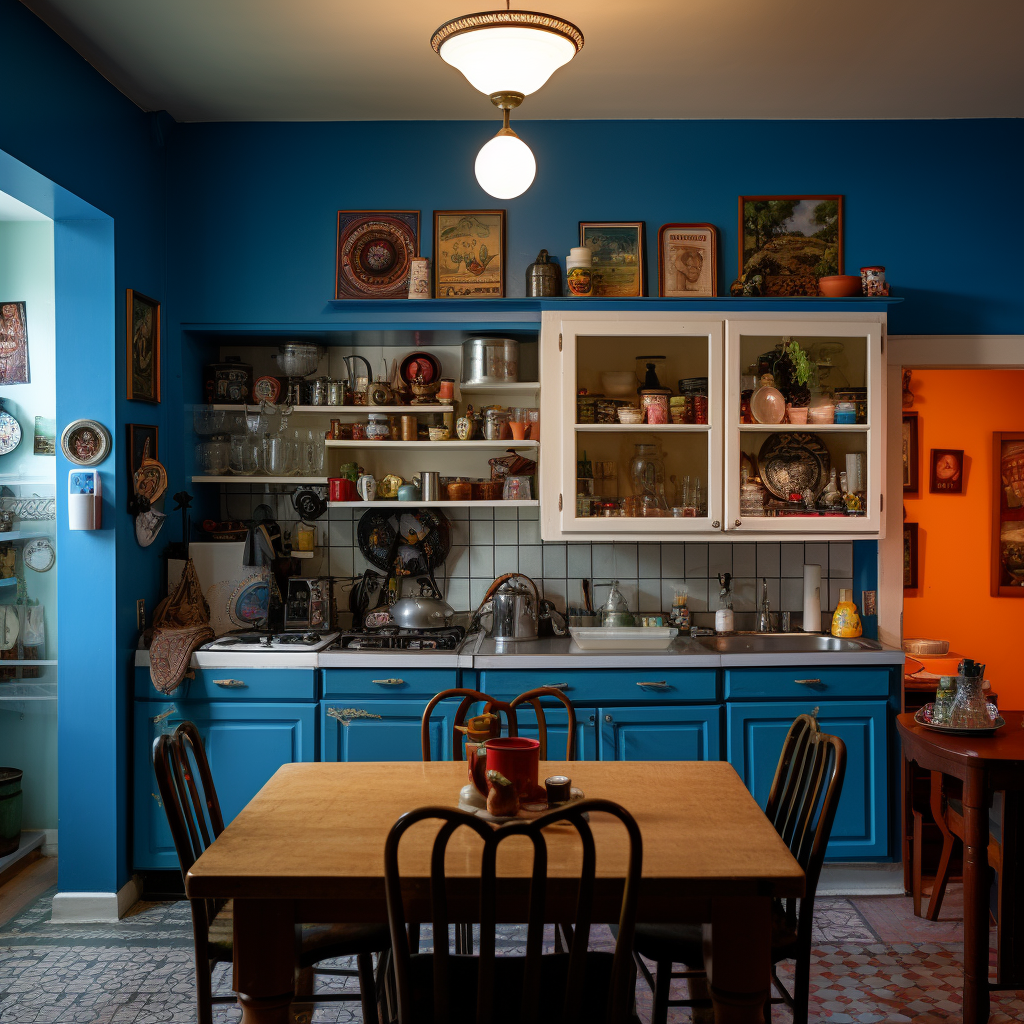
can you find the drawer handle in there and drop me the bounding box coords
[794,678,824,687]
[545,682,570,691]
[213,678,247,688]
[636,680,668,689]
[152,705,176,724]
[372,678,405,686]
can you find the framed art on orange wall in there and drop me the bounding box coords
[992,431,1024,597]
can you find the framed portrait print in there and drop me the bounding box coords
[902,412,919,493]
[904,522,919,589]
[992,431,1024,597]
[738,195,843,296]
[579,221,645,297]
[658,224,717,297]
[433,210,506,298]
[127,290,160,403]
[930,448,964,493]
[335,210,419,299]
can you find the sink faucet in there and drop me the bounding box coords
[756,578,774,633]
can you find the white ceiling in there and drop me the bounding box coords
[22,0,1024,122]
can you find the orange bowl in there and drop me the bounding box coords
[818,275,863,297]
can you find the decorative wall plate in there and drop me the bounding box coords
[252,375,282,403]
[757,432,830,500]
[335,211,419,299]
[60,419,111,466]
[0,404,22,456]
[23,537,55,572]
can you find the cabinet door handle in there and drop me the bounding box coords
[604,714,613,723]
[372,678,405,686]
[794,678,824,686]
[712,520,721,529]
[213,678,247,688]
[545,682,570,691]
[734,519,742,527]
[588,715,595,724]
[636,681,668,688]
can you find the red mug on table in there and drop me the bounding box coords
[468,736,543,815]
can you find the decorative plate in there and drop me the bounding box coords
[0,404,22,456]
[399,351,443,385]
[0,604,18,651]
[60,419,111,466]
[758,432,831,501]
[335,211,419,299]
[23,537,55,572]
[914,704,1005,736]
[251,375,282,403]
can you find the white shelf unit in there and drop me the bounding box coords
[459,381,540,394]
[575,424,711,434]
[328,499,538,509]
[738,423,869,433]
[0,531,52,542]
[191,476,329,485]
[323,439,538,450]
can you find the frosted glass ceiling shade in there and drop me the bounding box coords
[475,130,537,199]
[431,12,584,98]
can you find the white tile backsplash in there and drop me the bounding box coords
[638,544,661,578]
[660,543,685,577]
[685,543,709,577]
[567,544,592,579]
[542,544,567,578]
[494,519,519,545]
[708,544,732,578]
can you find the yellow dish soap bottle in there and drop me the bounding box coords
[831,589,863,638]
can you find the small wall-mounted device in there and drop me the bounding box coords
[68,469,102,530]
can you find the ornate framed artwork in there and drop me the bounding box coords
[335,210,419,299]
[0,301,29,384]
[992,431,1024,597]
[127,423,159,482]
[738,195,843,296]
[433,210,506,298]
[902,412,919,493]
[658,223,717,297]
[579,221,645,297]
[903,522,919,589]
[127,290,160,403]
[929,448,964,494]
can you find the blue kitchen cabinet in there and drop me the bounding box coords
[512,705,599,761]
[726,700,889,859]
[321,699,457,762]
[133,700,317,871]
[599,705,722,762]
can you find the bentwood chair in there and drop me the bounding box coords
[383,800,643,1024]
[510,686,579,761]
[152,722,391,1024]
[631,714,847,1024]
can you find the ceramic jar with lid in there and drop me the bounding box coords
[566,247,593,297]
[860,266,887,296]
[366,413,389,441]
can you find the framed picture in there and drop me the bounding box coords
[903,522,919,589]
[658,223,717,297]
[127,290,160,403]
[902,412,919,493]
[0,301,29,384]
[335,210,419,299]
[992,431,1024,597]
[127,424,158,484]
[433,210,506,298]
[738,196,843,296]
[930,448,964,494]
[579,221,645,297]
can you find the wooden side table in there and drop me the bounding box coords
[897,710,1024,1024]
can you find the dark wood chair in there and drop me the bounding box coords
[383,799,643,1024]
[420,687,518,762]
[152,721,391,1024]
[631,714,847,1024]
[510,686,579,761]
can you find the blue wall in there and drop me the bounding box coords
[167,118,1024,335]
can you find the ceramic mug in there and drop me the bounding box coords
[469,737,542,802]
[328,477,359,502]
[356,474,376,501]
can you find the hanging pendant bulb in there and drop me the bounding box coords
[475,124,536,200]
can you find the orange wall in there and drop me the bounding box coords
[903,369,1024,708]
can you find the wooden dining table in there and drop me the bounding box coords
[897,709,1024,1024]
[186,760,804,1024]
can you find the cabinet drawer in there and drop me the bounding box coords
[724,667,890,701]
[477,669,718,703]
[321,668,458,698]
[134,667,317,701]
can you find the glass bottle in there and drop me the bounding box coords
[629,443,669,514]
[714,573,735,633]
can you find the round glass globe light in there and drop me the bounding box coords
[475,132,537,200]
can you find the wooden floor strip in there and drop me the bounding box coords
[0,856,57,929]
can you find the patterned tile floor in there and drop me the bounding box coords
[0,886,1022,1022]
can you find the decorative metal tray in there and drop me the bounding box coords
[914,704,1005,736]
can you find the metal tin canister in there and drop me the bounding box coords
[525,249,562,297]
[461,338,519,385]
[204,359,252,405]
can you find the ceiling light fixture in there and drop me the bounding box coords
[431,4,583,199]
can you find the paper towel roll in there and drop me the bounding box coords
[803,564,822,633]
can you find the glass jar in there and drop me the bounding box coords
[629,443,669,513]
[932,676,957,725]
[366,414,389,441]
[949,660,990,729]
[807,390,836,424]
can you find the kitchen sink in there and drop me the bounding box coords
[693,633,883,654]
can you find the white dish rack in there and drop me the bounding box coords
[569,626,678,651]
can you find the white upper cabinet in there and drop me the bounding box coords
[540,310,886,542]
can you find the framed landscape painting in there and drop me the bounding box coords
[580,221,645,297]
[738,195,843,296]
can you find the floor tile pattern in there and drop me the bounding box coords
[1,889,1022,1023]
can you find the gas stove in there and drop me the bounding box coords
[201,631,341,653]
[332,626,466,651]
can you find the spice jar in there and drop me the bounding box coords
[639,390,671,424]
[860,265,887,296]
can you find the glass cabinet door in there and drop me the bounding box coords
[553,318,723,536]
[724,319,883,535]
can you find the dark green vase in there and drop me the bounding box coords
[0,768,23,857]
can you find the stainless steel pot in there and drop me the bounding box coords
[390,582,454,629]
[461,337,519,385]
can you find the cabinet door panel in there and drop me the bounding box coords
[133,701,316,871]
[321,700,454,763]
[599,705,722,762]
[512,706,599,761]
[726,700,888,859]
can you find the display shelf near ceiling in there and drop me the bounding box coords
[327,500,538,509]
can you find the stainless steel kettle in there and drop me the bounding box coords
[471,572,540,641]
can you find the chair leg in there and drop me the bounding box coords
[927,830,957,921]
[194,950,214,1024]
[650,960,672,1024]
[358,952,377,1024]
[792,954,810,1024]
[689,974,715,1024]
[290,965,315,1024]
[911,807,923,917]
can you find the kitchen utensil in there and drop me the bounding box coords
[598,580,635,627]
[368,377,395,406]
[327,379,346,405]
[569,626,678,650]
[758,432,830,500]
[396,482,420,501]
[470,736,542,802]
[390,580,455,629]
[483,408,508,440]
[629,444,668,511]
[616,406,643,424]
[291,487,327,520]
[341,354,373,395]
[903,638,950,656]
[471,572,541,641]
[420,471,440,501]
[461,337,519,385]
[400,415,418,441]
[447,479,472,501]
[356,508,451,574]
[410,377,441,404]
[274,343,320,377]
[357,474,377,501]
[525,249,562,297]
[509,419,529,440]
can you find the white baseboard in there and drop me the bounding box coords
[41,828,57,858]
[817,861,905,897]
[50,875,140,923]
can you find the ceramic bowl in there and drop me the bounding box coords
[750,385,786,424]
[818,275,863,297]
[617,406,643,424]
[601,371,637,398]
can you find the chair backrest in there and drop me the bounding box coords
[384,799,642,1024]
[509,687,578,760]
[764,713,819,839]
[420,688,518,762]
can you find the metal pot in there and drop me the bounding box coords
[274,343,320,377]
[390,583,455,629]
[461,337,519,385]
[472,573,540,641]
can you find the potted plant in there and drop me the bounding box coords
[775,340,814,423]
